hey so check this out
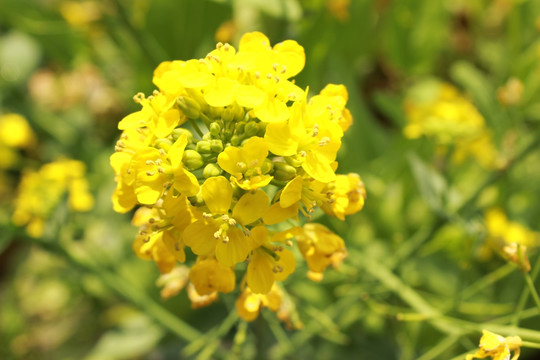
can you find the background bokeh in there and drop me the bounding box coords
[2,0,540,359]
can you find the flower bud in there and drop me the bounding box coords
[273,162,297,181]
[155,138,173,152]
[196,141,212,154]
[222,106,235,123]
[261,158,274,174]
[231,135,243,146]
[176,96,201,119]
[183,150,204,170]
[172,128,194,143]
[245,121,258,137]
[210,139,223,153]
[235,121,246,134]
[209,122,221,137]
[203,163,222,178]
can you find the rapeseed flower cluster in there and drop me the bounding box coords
[13,159,94,238]
[111,31,365,321]
[403,80,500,169]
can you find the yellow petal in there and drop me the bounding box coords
[280,175,303,208]
[201,176,232,214]
[204,77,236,107]
[169,133,188,169]
[233,190,269,225]
[247,251,274,294]
[235,84,265,108]
[183,220,218,256]
[189,258,236,295]
[215,228,251,266]
[264,122,298,156]
[273,39,305,78]
[254,96,290,123]
[263,202,298,225]
[274,248,296,281]
[173,169,200,197]
[302,151,336,183]
[217,146,243,176]
[241,136,268,165]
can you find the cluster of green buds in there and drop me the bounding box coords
[111,32,366,322]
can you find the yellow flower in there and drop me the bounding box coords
[320,173,366,220]
[484,208,538,271]
[217,136,273,190]
[295,223,347,281]
[0,113,35,148]
[189,257,236,295]
[246,226,296,294]
[235,284,283,322]
[466,330,521,360]
[12,159,94,237]
[183,176,269,266]
[187,282,219,309]
[404,80,485,144]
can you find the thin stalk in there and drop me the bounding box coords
[512,254,540,326]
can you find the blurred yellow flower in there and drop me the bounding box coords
[484,208,539,272]
[466,330,521,360]
[404,80,500,169]
[12,159,94,237]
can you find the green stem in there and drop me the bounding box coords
[189,117,205,138]
[513,254,540,326]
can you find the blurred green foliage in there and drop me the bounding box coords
[1,0,540,359]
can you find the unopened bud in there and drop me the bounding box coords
[235,121,246,134]
[176,96,201,119]
[273,162,297,181]
[155,138,173,152]
[183,150,204,170]
[210,139,224,153]
[172,128,194,143]
[261,158,273,174]
[196,140,212,154]
[244,121,258,137]
[203,163,223,178]
[231,135,243,146]
[222,106,235,123]
[209,122,221,137]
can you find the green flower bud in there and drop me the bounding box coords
[203,163,222,178]
[172,128,194,143]
[273,162,297,181]
[231,135,243,146]
[183,150,204,170]
[222,106,235,123]
[176,96,201,119]
[257,121,267,137]
[245,121,258,137]
[154,138,173,152]
[210,139,223,153]
[261,158,273,174]
[235,121,246,134]
[196,140,212,154]
[232,104,245,122]
[209,122,221,137]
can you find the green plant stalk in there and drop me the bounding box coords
[524,266,540,313]
[513,254,540,326]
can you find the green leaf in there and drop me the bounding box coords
[408,153,447,214]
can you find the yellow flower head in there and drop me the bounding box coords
[466,330,521,360]
[12,159,94,237]
[110,31,365,319]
